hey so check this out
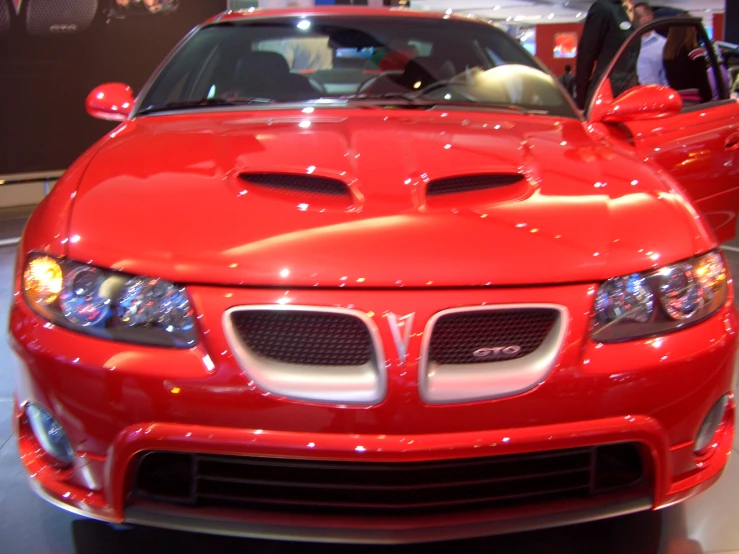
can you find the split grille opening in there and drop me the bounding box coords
[229,310,373,366]
[131,443,647,518]
[426,174,524,196]
[239,173,348,196]
[429,308,559,364]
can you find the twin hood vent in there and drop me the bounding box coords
[239,172,524,197]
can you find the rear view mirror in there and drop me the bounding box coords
[591,85,682,123]
[85,83,134,121]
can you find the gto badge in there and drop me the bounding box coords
[473,345,522,358]
[49,24,78,32]
[386,312,415,362]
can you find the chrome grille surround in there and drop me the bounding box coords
[223,305,386,405]
[419,304,568,404]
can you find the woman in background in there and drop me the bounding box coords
[663,15,712,105]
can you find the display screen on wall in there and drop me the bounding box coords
[553,32,577,59]
[0,0,228,174]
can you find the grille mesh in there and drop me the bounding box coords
[26,0,98,35]
[429,309,558,364]
[427,174,523,196]
[240,173,348,196]
[230,310,373,366]
[0,1,9,35]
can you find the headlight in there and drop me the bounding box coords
[23,254,197,348]
[591,250,728,342]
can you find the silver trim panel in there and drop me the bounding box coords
[29,478,119,524]
[124,496,652,544]
[222,305,386,405]
[419,304,568,404]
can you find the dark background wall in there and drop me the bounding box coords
[0,0,226,174]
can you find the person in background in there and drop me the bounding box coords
[663,13,713,105]
[575,0,637,109]
[558,64,576,98]
[634,2,668,86]
[280,37,333,71]
[143,0,163,12]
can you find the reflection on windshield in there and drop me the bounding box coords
[138,16,576,118]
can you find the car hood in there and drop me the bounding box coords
[67,109,712,287]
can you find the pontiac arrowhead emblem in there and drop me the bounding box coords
[12,0,22,16]
[387,312,415,363]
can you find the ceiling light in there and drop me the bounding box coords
[514,15,525,21]
[493,5,500,10]
[445,8,452,14]
[548,13,554,19]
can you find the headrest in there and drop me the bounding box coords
[236,51,290,76]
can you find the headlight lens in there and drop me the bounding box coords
[591,250,728,342]
[23,254,197,348]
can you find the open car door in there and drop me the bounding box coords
[586,16,739,242]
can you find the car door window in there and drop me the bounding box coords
[590,16,729,116]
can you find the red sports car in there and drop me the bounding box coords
[9,8,739,543]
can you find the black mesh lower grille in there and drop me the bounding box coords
[427,174,523,196]
[131,444,647,518]
[230,310,373,366]
[240,173,348,196]
[429,309,558,364]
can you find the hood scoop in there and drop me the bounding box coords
[424,173,533,211]
[239,173,348,196]
[238,172,358,212]
[427,174,524,196]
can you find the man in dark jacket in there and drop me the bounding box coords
[558,64,576,98]
[575,0,639,109]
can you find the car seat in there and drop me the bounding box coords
[230,51,320,102]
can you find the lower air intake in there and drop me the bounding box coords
[131,443,647,517]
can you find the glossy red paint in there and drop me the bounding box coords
[594,85,683,124]
[60,111,715,288]
[8,7,739,543]
[587,18,739,243]
[85,83,134,122]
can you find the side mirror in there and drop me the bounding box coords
[85,83,134,121]
[591,85,682,124]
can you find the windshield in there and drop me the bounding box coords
[137,15,577,118]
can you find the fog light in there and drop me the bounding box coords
[26,404,74,465]
[695,394,730,455]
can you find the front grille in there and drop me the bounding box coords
[239,173,348,196]
[427,174,524,196]
[429,309,558,364]
[229,310,373,366]
[131,444,646,518]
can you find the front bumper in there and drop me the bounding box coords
[9,282,739,543]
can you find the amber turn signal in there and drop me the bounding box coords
[23,256,63,305]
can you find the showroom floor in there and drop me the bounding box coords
[1,216,739,553]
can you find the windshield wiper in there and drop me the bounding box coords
[137,97,276,115]
[346,93,536,113]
